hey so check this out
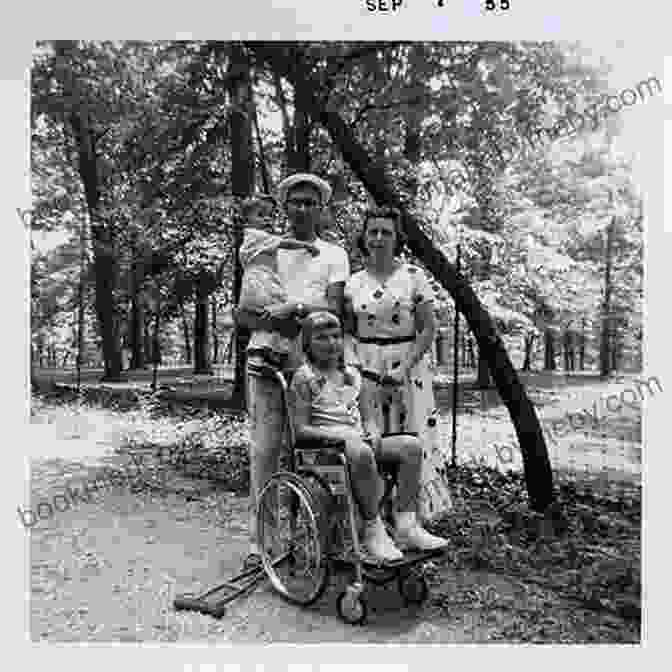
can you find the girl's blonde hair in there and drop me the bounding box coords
[301,311,355,384]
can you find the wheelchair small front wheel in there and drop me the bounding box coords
[257,472,330,606]
[336,590,368,625]
[398,571,429,605]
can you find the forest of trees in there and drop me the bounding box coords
[30,41,644,510]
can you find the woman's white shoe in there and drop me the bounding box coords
[394,512,449,552]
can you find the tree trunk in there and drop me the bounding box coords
[569,333,576,371]
[211,296,219,364]
[610,327,619,372]
[226,333,234,364]
[74,215,88,387]
[193,277,211,374]
[54,42,123,381]
[579,319,586,371]
[562,331,572,372]
[276,65,311,173]
[272,68,293,175]
[600,217,615,378]
[144,319,153,363]
[179,302,192,364]
[522,333,535,372]
[90,232,123,380]
[228,44,255,408]
[36,337,44,368]
[289,78,311,172]
[476,350,492,389]
[257,46,554,510]
[467,336,476,368]
[543,329,556,371]
[129,255,146,370]
[252,93,271,194]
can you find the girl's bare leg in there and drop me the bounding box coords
[343,435,402,562]
[342,435,383,520]
[376,435,422,512]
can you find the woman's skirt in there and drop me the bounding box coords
[346,336,453,522]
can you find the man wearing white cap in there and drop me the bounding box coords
[236,172,350,565]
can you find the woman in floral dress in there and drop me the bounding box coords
[344,207,453,522]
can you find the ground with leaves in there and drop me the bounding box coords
[27,374,641,643]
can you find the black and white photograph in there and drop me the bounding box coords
[18,25,663,649]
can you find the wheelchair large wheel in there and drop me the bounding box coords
[257,471,331,606]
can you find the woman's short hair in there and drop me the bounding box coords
[356,206,407,257]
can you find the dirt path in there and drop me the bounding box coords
[26,374,643,642]
[28,454,528,643]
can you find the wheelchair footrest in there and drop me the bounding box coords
[382,546,448,567]
[331,544,447,571]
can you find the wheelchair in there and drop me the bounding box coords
[248,358,446,625]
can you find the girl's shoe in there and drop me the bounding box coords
[362,515,404,562]
[394,511,449,552]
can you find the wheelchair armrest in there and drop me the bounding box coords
[294,437,346,452]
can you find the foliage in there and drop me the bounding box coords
[430,464,640,643]
[31,41,643,374]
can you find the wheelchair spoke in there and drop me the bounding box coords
[257,473,330,606]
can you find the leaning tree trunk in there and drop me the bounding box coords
[256,45,555,510]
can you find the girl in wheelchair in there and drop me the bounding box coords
[289,311,448,563]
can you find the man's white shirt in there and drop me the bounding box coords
[246,236,349,356]
[277,237,349,307]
